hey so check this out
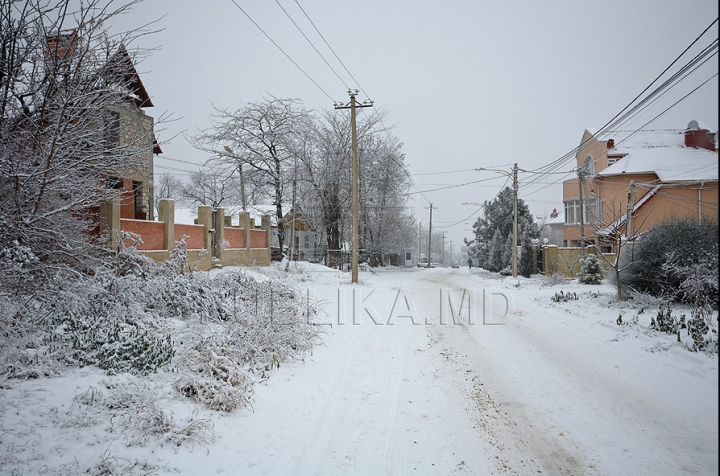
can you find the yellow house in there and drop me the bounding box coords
[562,121,718,252]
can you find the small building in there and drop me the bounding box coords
[283,208,318,261]
[400,250,414,267]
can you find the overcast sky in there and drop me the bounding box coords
[111,0,718,249]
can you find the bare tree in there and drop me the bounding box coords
[589,197,651,301]
[180,166,242,210]
[357,133,415,266]
[192,97,309,252]
[0,0,158,292]
[153,172,183,215]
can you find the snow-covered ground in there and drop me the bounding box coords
[1,263,717,475]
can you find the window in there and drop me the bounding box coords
[582,155,595,176]
[564,198,597,224]
[607,158,619,166]
[106,111,120,146]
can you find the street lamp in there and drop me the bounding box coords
[475,164,519,278]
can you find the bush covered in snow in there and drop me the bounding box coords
[0,245,322,412]
[649,300,718,353]
[622,219,718,308]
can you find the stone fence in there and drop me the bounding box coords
[538,245,616,277]
[100,198,271,270]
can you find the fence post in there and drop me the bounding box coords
[239,211,251,251]
[100,195,121,250]
[215,207,225,260]
[197,206,213,253]
[158,198,175,252]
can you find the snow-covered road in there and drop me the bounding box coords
[177,266,718,475]
[3,265,715,474]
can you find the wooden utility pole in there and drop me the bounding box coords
[625,180,635,238]
[335,91,373,283]
[577,168,585,254]
[512,163,518,278]
[427,203,436,263]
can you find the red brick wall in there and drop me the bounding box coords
[250,229,267,248]
[224,227,245,249]
[174,224,205,250]
[121,219,165,250]
[119,178,135,219]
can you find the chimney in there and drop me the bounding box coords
[684,120,715,151]
[607,139,615,149]
[46,30,77,61]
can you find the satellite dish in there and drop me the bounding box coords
[687,120,699,130]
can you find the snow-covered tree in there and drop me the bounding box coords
[0,0,158,294]
[519,232,535,278]
[487,228,504,272]
[578,253,603,284]
[470,187,538,271]
[153,172,183,216]
[180,165,243,210]
[192,97,310,252]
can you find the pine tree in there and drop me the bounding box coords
[488,228,504,272]
[501,233,513,271]
[519,232,535,277]
[578,253,603,284]
[468,186,539,272]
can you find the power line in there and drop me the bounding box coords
[405,175,504,195]
[274,0,350,90]
[294,0,371,100]
[519,68,718,199]
[518,22,718,194]
[229,0,336,102]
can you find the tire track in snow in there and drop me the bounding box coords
[412,270,589,475]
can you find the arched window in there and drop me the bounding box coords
[582,155,595,176]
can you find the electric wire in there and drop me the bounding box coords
[274,0,350,90]
[229,0,336,103]
[518,69,718,199]
[294,0,371,100]
[518,29,718,196]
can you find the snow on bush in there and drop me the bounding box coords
[578,253,603,284]
[1,242,322,412]
[647,300,717,354]
[540,271,568,288]
[175,349,253,412]
[622,219,718,307]
[550,290,578,302]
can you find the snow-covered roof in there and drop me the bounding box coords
[595,129,718,183]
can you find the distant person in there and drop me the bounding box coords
[467,258,473,269]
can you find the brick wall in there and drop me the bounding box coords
[120,219,165,250]
[119,177,136,219]
[174,223,205,250]
[250,229,266,248]
[224,227,245,249]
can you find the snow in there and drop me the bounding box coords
[1,263,717,475]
